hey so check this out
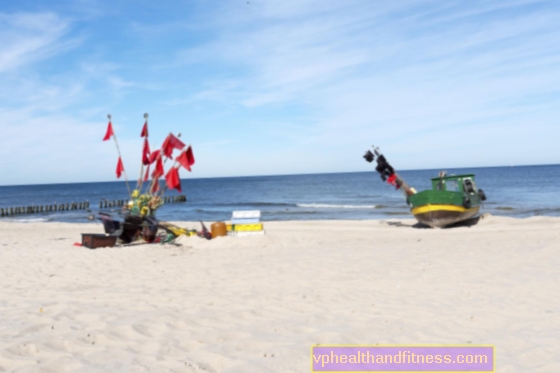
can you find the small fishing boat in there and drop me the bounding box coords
[407,172,486,228]
[363,147,487,228]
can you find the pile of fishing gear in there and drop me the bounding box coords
[80,113,204,248]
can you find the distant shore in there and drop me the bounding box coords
[1,215,559,371]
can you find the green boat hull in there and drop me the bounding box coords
[408,190,481,228]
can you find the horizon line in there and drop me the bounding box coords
[1,162,558,188]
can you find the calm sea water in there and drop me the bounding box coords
[0,165,559,224]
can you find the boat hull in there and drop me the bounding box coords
[411,204,480,228]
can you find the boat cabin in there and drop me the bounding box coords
[431,174,478,194]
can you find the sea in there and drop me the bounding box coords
[0,165,559,224]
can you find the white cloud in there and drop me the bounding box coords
[176,1,560,159]
[0,12,74,73]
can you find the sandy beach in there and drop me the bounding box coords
[1,215,559,372]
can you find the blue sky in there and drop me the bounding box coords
[1,0,559,185]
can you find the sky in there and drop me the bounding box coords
[0,0,559,185]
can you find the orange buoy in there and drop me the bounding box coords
[211,222,227,238]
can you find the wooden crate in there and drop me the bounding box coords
[81,234,117,249]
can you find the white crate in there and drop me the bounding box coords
[232,210,261,219]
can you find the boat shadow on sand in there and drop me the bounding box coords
[384,213,491,229]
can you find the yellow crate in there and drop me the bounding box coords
[227,223,263,232]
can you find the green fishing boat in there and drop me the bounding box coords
[407,172,486,228]
[364,147,487,228]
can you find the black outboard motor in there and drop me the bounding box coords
[363,145,416,197]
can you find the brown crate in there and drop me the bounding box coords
[81,234,117,249]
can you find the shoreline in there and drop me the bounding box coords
[2,212,560,224]
[2,162,560,187]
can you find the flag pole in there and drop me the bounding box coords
[137,113,149,192]
[108,114,132,197]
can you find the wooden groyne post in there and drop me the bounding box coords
[0,194,187,217]
[0,200,90,217]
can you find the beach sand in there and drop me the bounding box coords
[1,215,559,372]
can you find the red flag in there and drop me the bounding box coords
[103,121,114,141]
[165,167,182,193]
[116,157,124,178]
[162,133,185,159]
[152,157,164,178]
[141,122,148,137]
[149,150,161,164]
[143,163,151,182]
[186,146,195,166]
[176,148,193,171]
[142,138,151,165]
